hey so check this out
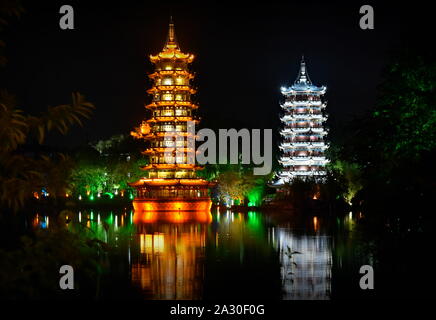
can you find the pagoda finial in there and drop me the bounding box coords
[295,55,312,85]
[164,16,179,50]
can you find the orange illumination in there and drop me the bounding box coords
[128,19,214,210]
[313,216,318,231]
[133,209,212,224]
[133,198,212,213]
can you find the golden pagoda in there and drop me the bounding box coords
[129,18,213,212]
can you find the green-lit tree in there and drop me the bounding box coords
[340,49,435,220]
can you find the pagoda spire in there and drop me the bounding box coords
[294,55,312,85]
[164,16,179,50]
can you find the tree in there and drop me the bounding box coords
[0,2,95,211]
[0,92,94,210]
[339,48,435,220]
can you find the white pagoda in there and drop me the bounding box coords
[274,57,329,185]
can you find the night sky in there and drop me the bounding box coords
[0,0,432,148]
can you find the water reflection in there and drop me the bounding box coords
[271,228,332,300]
[133,221,208,299]
[29,209,361,300]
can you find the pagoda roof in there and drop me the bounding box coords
[281,56,326,94]
[150,17,194,62]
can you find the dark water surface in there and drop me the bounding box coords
[24,209,367,300]
[15,208,430,299]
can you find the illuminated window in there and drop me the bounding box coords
[175,77,184,85]
[163,140,175,147]
[162,94,173,101]
[175,140,185,147]
[162,109,173,116]
[162,78,173,85]
[175,109,187,116]
[164,156,174,164]
[176,156,186,164]
[175,94,183,101]
[175,171,188,178]
[175,124,186,132]
[162,124,174,131]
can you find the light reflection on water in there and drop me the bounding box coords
[272,229,332,300]
[30,209,352,300]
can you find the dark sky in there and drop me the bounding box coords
[0,0,432,147]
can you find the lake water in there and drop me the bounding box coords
[27,208,387,299]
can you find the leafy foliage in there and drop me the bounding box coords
[338,50,436,219]
[197,163,270,205]
[0,217,108,299]
[0,92,94,211]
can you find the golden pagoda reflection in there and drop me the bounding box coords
[131,210,211,299]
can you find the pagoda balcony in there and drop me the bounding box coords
[285,138,323,143]
[143,147,195,154]
[147,116,200,123]
[146,101,199,109]
[149,70,194,79]
[293,114,309,119]
[285,132,321,137]
[291,141,309,146]
[311,141,327,147]
[152,85,196,93]
[141,163,199,170]
[311,114,327,120]
[288,171,327,176]
[292,127,310,133]
[288,101,312,106]
[279,157,290,163]
[288,114,325,120]
[310,127,325,133]
[284,99,322,106]
[147,131,196,138]
[281,156,312,162]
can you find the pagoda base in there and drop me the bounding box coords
[133,210,212,224]
[132,197,212,212]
